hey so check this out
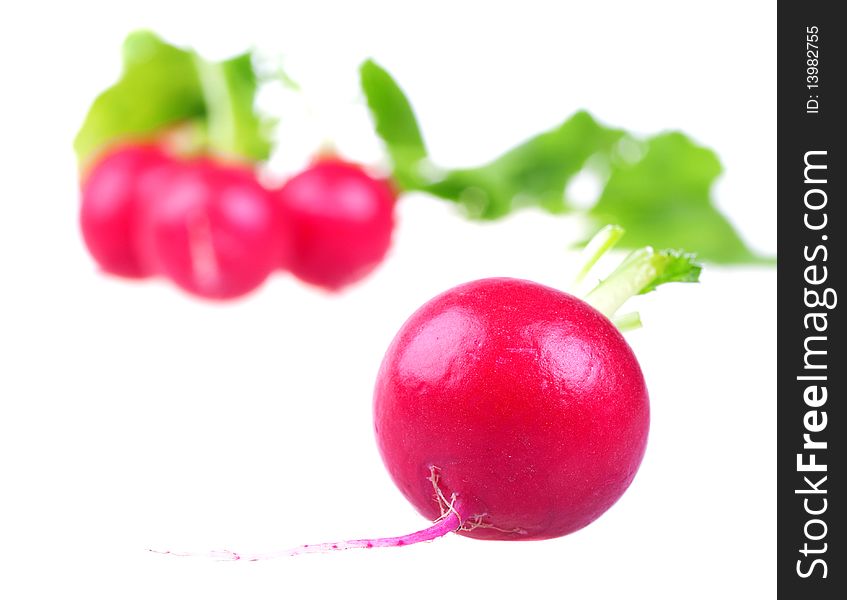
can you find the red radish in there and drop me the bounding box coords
[374,277,648,540]
[364,228,704,544]
[79,144,168,278]
[137,158,281,300]
[150,228,700,559]
[275,159,395,290]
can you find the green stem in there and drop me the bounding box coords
[575,227,702,323]
[612,312,642,332]
[584,247,663,317]
[572,225,624,287]
[193,55,238,158]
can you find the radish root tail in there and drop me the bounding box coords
[148,468,467,561]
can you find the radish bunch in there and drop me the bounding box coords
[76,32,397,299]
[80,144,396,298]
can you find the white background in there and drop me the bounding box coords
[0,1,775,598]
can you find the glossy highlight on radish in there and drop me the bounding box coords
[275,159,396,290]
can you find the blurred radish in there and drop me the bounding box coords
[75,32,280,300]
[137,159,281,300]
[275,159,396,291]
[79,144,168,278]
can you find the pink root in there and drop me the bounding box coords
[269,509,462,559]
[148,507,464,561]
[149,467,466,561]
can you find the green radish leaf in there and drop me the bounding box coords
[637,249,702,294]
[360,59,428,189]
[74,30,272,169]
[424,111,624,219]
[360,62,770,264]
[74,31,203,167]
[588,132,768,264]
